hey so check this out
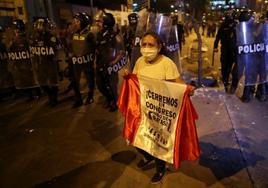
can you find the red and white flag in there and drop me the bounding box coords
[118,74,200,169]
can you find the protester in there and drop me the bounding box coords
[131,31,185,184]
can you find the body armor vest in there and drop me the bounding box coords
[71,31,95,65]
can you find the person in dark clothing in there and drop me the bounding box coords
[60,22,75,95]
[176,21,185,53]
[124,13,138,60]
[201,18,206,36]
[211,21,217,37]
[31,17,60,107]
[8,19,40,102]
[68,12,96,108]
[96,13,125,112]
[214,13,238,94]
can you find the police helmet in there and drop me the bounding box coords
[223,11,234,24]
[73,12,92,30]
[102,13,115,29]
[238,10,253,22]
[12,19,25,32]
[128,13,138,24]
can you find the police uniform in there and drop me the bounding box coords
[96,13,125,112]
[31,18,60,107]
[125,13,138,61]
[70,28,96,107]
[214,17,238,93]
[69,13,96,108]
[8,20,38,100]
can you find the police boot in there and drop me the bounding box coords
[241,86,254,103]
[49,97,58,107]
[223,83,229,93]
[85,92,94,105]
[109,100,118,112]
[229,85,237,94]
[25,88,35,102]
[255,84,267,102]
[72,93,83,108]
[230,81,238,94]
[72,99,83,108]
[49,87,59,107]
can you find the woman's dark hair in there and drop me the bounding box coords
[142,31,168,56]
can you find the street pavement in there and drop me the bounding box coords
[0,33,268,188]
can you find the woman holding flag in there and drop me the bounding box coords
[118,31,200,184]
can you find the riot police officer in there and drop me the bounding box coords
[237,10,267,102]
[214,12,238,94]
[96,13,125,112]
[68,12,96,108]
[31,17,60,107]
[8,19,38,101]
[0,25,14,101]
[125,13,138,60]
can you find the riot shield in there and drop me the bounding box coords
[264,22,268,80]
[96,32,126,74]
[8,36,37,89]
[0,43,13,89]
[30,32,59,86]
[96,31,126,99]
[130,10,180,72]
[236,21,266,86]
[166,25,182,73]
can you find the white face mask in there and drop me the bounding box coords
[140,47,159,62]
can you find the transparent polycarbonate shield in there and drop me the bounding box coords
[165,25,182,73]
[31,32,59,86]
[264,22,268,81]
[104,33,128,76]
[236,21,266,85]
[8,36,37,89]
[95,29,126,75]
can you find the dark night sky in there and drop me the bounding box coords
[66,0,176,12]
[66,0,128,10]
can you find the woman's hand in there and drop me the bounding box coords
[123,69,130,78]
[188,86,196,96]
